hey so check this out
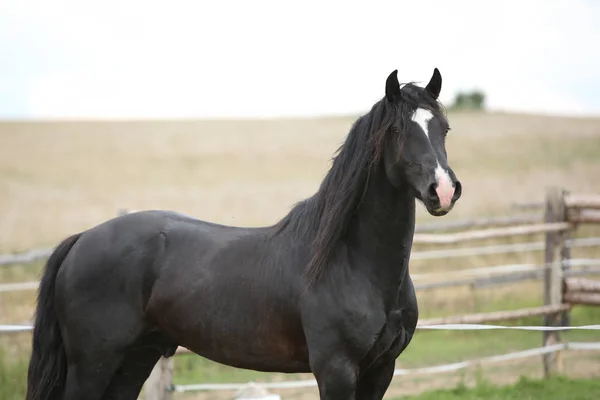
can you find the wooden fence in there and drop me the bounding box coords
[143,187,600,399]
[1,187,600,399]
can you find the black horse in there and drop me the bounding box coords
[26,68,461,400]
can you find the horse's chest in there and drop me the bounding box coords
[379,310,406,345]
[366,306,417,366]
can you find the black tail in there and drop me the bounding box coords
[26,232,82,400]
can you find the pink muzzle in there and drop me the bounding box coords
[435,176,455,210]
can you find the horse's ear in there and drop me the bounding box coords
[385,70,401,101]
[425,68,442,100]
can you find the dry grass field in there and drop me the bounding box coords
[1,111,600,253]
[1,110,600,399]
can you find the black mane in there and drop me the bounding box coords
[277,83,446,284]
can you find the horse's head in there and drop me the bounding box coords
[382,68,461,216]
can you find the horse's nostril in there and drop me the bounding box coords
[427,183,438,201]
[453,181,462,200]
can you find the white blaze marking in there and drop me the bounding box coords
[435,164,455,210]
[412,108,434,140]
[411,108,455,210]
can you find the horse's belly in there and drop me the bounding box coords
[173,322,311,373]
[149,285,310,373]
[147,237,310,372]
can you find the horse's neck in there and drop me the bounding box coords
[346,169,416,292]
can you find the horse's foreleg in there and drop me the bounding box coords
[354,308,417,400]
[355,360,395,400]
[311,353,358,400]
[354,329,403,400]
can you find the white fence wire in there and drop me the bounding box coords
[3,323,600,334]
[171,342,600,393]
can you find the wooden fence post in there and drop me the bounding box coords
[560,197,573,328]
[144,357,174,400]
[542,187,567,377]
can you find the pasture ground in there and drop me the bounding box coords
[400,375,600,400]
[1,112,600,253]
[1,111,600,398]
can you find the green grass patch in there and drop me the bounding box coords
[399,375,600,400]
[0,260,44,283]
[398,309,600,369]
[173,355,301,386]
[0,343,28,400]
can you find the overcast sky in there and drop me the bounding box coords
[1,0,599,119]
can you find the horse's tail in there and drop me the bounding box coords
[26,232,82,400]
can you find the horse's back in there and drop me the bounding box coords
[55,209,310,372]
[54,209,250,306]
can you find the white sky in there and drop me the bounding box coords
[1,0,599,119]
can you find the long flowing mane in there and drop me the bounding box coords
[277,83,445,284]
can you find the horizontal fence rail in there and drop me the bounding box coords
[570,209,600,224]
[1,232,599,268]
[414,212,541,233]
[417,305,573,326]
[414,265,600,291]
[514,194,600,211]
[411,258,600,280]
[4,257,600,295]
[0,248,53,266]
[410,236,600,260]
[412,258,600,291]
[0,281,40,293]
[565,194,600,209]
[413,222,572,244]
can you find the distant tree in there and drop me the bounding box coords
[469,91,485,109]
[453,93,466,109]
[449,90,486,111]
